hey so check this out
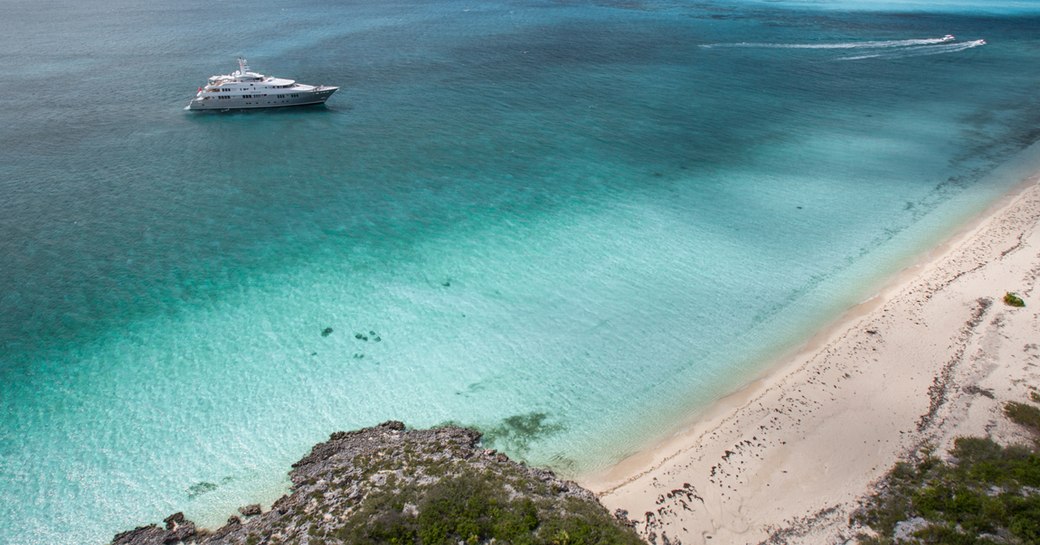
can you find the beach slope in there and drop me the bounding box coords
[586,177,1040,544]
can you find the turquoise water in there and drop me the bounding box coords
[3,0,1040,543]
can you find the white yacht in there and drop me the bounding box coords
[186,58,337,111]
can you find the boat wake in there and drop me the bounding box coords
[838,39,986,61]
[700,34,956,50]
[700,34,985,61]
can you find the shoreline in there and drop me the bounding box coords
[580,170,1040,544]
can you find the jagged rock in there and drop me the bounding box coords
[615,508,634,527]
[168,521,195,542]
[272,494,291,514]
[162,512,185,530]
[170,524,196,542]
[893,517,929,542]
[109,512,196,545]
[111,525,164,545]
[159,511,196,542]
[237,504,261,517]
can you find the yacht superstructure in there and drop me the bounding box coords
[187,58,337,110]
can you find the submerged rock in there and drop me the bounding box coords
[108,421,641,545]
[185,482,217,499]
[321,327,334,337]
[481,411,565,455]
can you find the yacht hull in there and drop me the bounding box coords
[187,87,337,111]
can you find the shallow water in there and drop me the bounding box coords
[2,1,1040,543]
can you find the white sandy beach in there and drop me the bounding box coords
[583,173,1040,545]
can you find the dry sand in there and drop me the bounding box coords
[582,176,1040,545]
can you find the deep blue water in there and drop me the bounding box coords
[3,1,1040,543]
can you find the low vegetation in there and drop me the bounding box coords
[1004,401,1040,436]
[854,394,1040,544]
[1003,292,1026,307]
[333,471,641,545]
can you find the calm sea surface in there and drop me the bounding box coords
[3,0,1040,543]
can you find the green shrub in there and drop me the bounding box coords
[1005,402,1040,434]
[329,468,641,545]
[854,436,1040,544]
[1003,292,1026,307]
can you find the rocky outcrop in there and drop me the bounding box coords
[111,512,196,545]
[237,505,261,517]
[109,421,641,545]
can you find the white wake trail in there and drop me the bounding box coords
[839,39,986,61]
[700,35,955,50]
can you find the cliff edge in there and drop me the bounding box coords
[110,421,642,545]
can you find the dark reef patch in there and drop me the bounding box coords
[185,481,218,500]
[481,411,566,455]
